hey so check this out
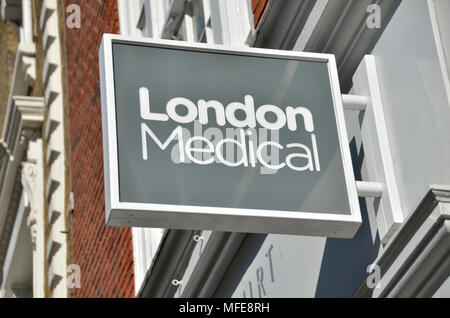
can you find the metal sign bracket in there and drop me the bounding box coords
[342,55,404,244]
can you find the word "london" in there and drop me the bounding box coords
[139,87,321,172]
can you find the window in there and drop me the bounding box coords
[190,0,206,42]
[161,0,212,43]
[136,6,146,32]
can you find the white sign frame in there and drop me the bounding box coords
[99,34,362,238]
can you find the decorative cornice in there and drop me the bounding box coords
[355,185,450,298]
[13,96,45,129]
[19,43,36,87]
[431,184,450,204]
[1,96,44,160]
[47,260,62,292]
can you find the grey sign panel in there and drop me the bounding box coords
[99,34,361,238]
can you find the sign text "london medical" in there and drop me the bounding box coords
[139,87,321,172]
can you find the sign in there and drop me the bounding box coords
[99,34,361,238]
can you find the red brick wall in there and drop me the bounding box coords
[64,0,135,298]
[252,0,270,27]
